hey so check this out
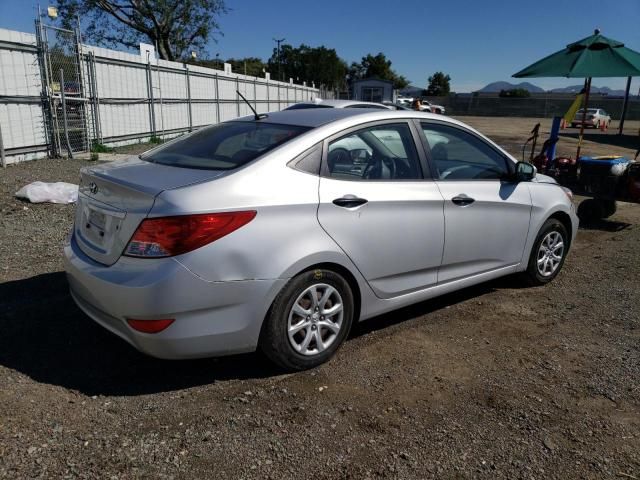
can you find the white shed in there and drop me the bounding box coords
[352,78,394,103]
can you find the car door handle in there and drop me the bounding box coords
[451,195,475,206]
[333,195,368,208]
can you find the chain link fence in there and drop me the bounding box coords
[39,24,89,157]
[422,95,640,119]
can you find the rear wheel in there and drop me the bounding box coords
[260,269,354,371]
[523,219,569,285]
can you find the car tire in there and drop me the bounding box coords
[601,199,616,218]
[577,198,615,223]
[523,218,569,286]
[260,269,354,371]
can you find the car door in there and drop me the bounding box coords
[417,121,532,283]
[317,121,445,299]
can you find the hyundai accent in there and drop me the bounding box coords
[64,109,577,370]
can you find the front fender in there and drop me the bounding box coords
[521,183,578,268]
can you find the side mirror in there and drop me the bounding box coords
[514,161,536,182]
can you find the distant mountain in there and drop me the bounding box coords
[550,85,626,96]
[399,85,424,97]
[478,81,545,93]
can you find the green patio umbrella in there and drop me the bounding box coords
[514,29,640,157]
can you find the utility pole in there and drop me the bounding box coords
[273,37,285,82]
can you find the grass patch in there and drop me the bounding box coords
[91,142,113,153]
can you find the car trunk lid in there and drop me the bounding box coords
[74,157,224,265]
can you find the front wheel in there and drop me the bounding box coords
[260,269,354,371]
[523,219,569,285]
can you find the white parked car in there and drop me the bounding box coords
[64,108,577,370]
[421,100,446,115]
[571,108,611,129]
[284,99,391,110]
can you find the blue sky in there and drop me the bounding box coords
[2,0,639,93]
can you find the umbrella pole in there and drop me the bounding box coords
[576,77,592,159]
[618,76,632,135]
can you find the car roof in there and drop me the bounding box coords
[231,108,378,127]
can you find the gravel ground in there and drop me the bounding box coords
[1,123,639,479]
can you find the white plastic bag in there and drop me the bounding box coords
[15,181,79,204]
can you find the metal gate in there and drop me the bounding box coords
[35,19,90,157]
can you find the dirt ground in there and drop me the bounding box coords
[1,117,639,479]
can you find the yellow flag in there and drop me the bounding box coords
[564,94,584,124]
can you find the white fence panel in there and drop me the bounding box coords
[0,28,47,163]
[0,28,319,162]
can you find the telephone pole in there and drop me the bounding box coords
[273,37,285,82]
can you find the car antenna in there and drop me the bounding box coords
[236,90,268,120]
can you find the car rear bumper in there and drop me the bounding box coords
[63,234,286,359]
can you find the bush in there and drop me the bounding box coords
[499,88,531,98]
[90,142,113,153]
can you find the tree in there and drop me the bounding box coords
[54,0,227,61]
[348,53,408,89]
[267,44,347,89]
[499,88,531,98]
[426,72,451,96]
[226,57,267,77]
[195,57,267,77]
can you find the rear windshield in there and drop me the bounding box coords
[285,103,333,110]
[142,122,311,170]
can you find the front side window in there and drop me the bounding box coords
[142,122,310,170]
[420,123,510,180]
[325,123,421,180]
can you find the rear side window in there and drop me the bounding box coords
[325,123,422,180]
[142,122,310,170]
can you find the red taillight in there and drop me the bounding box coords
[124,211,256,258]
[127,318,175,333]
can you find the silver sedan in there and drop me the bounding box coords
[64,109,578,370]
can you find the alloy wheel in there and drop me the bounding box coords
[536,231,564,277]
[287,283,344,356]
